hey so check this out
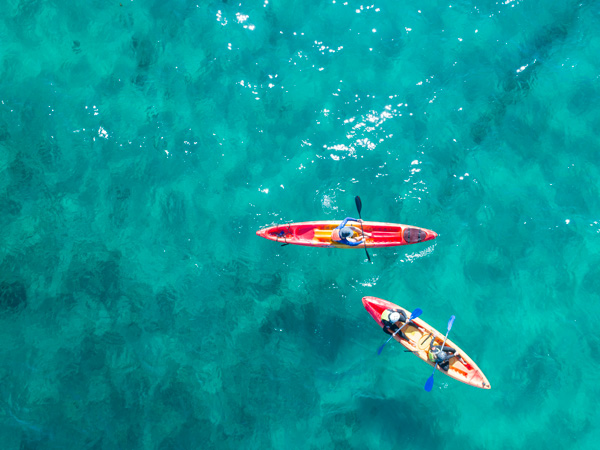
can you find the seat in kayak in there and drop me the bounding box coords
[403,325,423,344]
[313,229,333,241]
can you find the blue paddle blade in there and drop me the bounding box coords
[377,334,394,355]
[424,375,435,392]
[410,308,423,320]
[447,315,455,330]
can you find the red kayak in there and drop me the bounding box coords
[256,220,437,248]
[363,296,491,390]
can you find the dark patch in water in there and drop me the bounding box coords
[131,36,157,71]
[0,281,27,309]
[159,418,223,449]
[79,335,106,372]
[161,191,187,227]
[8,154,35,184]
[355,395,447,445]
[108,185,131,227]
[0,123,10,141]
[0,198,22,216]
[463,259,509,285]
[258,297,342,362]
[37,137,62,169]
[581,265,600,295]
[18,433,53,450]
[470,19,574,144]
[505,341,563,409]
[65,249,123,307]
[568,82,596,116]
[154,286,179,330]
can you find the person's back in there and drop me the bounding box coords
[428,345,458,371]
[380,309,411,340]
[331,217,364,246]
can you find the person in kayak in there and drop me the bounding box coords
[428,343,459,371]
[380,309,412,340]
[331,217,366,246]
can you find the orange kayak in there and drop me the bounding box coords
[363,296,491,390]
[256,220,437,248]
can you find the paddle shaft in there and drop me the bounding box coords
[385,320,409,344]
[354,196,371,262]
[438,319,454,351]
[430,331,453,370]
[424,315,455,392]
[377,308,423,355]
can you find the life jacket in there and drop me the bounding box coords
[380,309,394,324]
[381,309,404,329]
[429,347,448,363]
[428,350,437,362]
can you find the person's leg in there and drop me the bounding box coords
[397,330,410,341]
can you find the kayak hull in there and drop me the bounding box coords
[256,221,437,248]
[362,296,491,390]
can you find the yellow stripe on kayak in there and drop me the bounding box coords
[313,229,332,241]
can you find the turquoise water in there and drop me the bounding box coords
[1,0,600,448]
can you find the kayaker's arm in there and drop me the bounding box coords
[347,226,370,236]
[336,217,360,229]
[343,239,364,247]
[382,325,395,335]
[427,334,435,350]
[385,328,410,341]
[432,347,457,362]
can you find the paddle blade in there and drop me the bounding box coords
[355,196,362,215]
[447,315,455,331]
[410,308,423,320]
[377,335,393,355]
[424,374,435,392]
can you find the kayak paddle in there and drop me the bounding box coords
[354,196,371,262]
[377,308,423,355]
[424,315,455,392]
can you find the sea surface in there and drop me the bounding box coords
[1,0,600,448]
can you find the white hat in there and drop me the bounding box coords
[389,311,401,323]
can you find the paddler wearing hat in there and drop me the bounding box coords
[331,217,367,246]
